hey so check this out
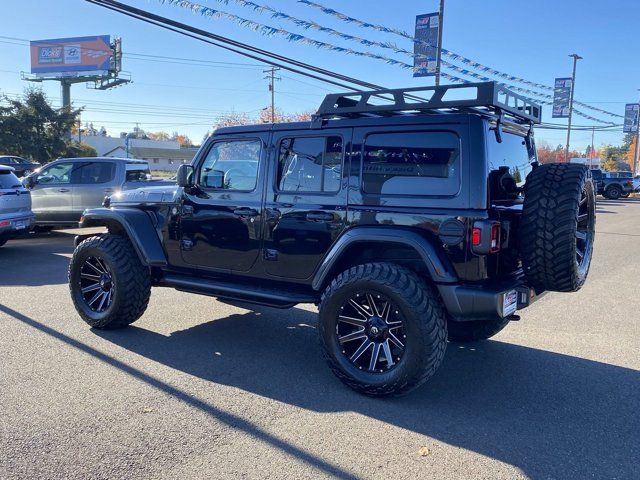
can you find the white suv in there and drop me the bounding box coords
[0,166,35,247]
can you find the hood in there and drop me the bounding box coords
[109,185,180,206]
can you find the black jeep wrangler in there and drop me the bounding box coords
[69,82,596,396]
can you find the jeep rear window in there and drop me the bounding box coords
[487,131,532,187]
[362,132,460,196]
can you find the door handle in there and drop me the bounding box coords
[233,208,259,217]
[306,211,334,222]
[58,188,70,193]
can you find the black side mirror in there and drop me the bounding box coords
[23,175,36,189]
[176,164,194,188]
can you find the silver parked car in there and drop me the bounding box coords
[0,166,35,247]
[24,157,173,227]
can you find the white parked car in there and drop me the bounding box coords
[0,166,35,247]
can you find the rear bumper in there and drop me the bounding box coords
[437,273,546,321]
[0,213,35,237]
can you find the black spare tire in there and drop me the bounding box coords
[520,163,595,292]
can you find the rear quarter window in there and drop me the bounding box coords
[362,131,461,196]
[0,171,21,189]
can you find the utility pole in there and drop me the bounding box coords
[565,53,583,162]
[634,90,640,176]
[434,0,445,86]
[263,67,280,123]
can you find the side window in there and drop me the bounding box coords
[277,136,343,193]
[199,140,261,191]
[75,162,116,185]
[362,132,460,196]
[36,162,74,185]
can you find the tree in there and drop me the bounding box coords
[0,88,82,162]
[148,131,170,141]
[171,132,193,147]
[64,142,97,158]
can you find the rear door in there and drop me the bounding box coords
[30,161,76,223]
[262,129,349,280]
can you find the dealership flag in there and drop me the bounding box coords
[623,103,639,133]
[413,13,440,77]
[552,77,573,118]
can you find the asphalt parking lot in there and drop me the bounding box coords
[1,199,639,480]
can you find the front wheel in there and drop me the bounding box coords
[69,234,151,329]
[318,263,447,396]
[606,185,622,200]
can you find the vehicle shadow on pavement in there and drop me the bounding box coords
[0,232,72,286]
[94,307,639,480]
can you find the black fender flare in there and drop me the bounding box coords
[311,227,458,291]
[77,208,167,267]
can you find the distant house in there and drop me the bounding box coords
[102,145,199,171]
[74,134,199,171]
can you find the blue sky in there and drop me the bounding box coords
[1,0,638,149]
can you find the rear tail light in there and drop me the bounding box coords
[471,220,501,254]
[490,223,501,253]
[0,220,10,227]
[471,227,482,246]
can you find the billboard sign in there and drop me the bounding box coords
[30,36,112,77]
[413,12,439,78]
[552,77,573,118]
[623,103,639,133]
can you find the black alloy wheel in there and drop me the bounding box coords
[318,263,447,396]
[79,256,115,313]
[336,292,406,373]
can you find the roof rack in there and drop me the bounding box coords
[312,81,542,127]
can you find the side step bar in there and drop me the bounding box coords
[159,273,319,309]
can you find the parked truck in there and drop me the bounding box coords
[23,157,174,228]
[590,169,635,199]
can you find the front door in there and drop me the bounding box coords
[180,135,267,273]
[262,130,350,280]
[30,161,76,223]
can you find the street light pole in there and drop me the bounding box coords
[434,0,445,86]
[565,53,582,162]
[634,90,640,176]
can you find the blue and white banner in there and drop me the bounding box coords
[413,13,439,78]
[623,104,639,133]
[552,78,573,118]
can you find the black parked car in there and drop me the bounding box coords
[0,156,41,178]
[68,82,596,396]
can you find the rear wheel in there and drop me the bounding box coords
[69,234,151,329]
[0,236,8,248]
[520,163,596,292]
[447,317,510,342]
[318,263,447,396]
